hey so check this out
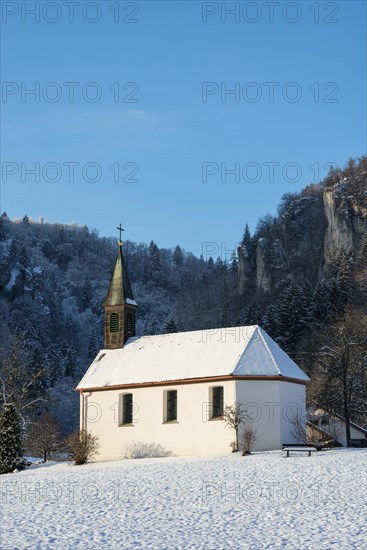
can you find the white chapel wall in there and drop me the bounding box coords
[82,381,235,460]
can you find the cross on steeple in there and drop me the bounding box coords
[117,223,124,244]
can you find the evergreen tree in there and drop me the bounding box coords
[81,276,93,311]
[149,241,161,271]
[242,304,261,326]
[56,224,65,245]
[142,316,160,336]
[275,283,311,353]
[63,349,77,378]
[207,257,214,270]
[7,239,17,266]
[0,403,24,474]
[164,317,178,334]
[19,246,29,269]
[88,321,102,360]
[241,224,251,248]
[0,219,6,241]
[262,304,278,338]
[229,251,238,272]
[46,347,63,386]
[172,245,184,268]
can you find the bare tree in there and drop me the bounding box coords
[289,409,308,444]
[222,403,248,452]
[0,342,45,424]
[25,413,64,462]
[312,309,367,446]
[241,426,258,455]
[64,430,100,465]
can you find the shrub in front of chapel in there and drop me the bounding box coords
[64,429,100,465]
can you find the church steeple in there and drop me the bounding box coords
[103,229,137,349]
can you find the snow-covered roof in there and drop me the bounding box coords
[77,325,309,390]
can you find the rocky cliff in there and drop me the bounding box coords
[238,158,367,295]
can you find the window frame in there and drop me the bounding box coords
[120,392,134,426]
[163,389,178,423]
[210,385,224,420]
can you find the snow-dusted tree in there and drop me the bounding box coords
[63,349,77,378]
[26,413,64,462]
[6,239,17,267]
[312,309,367,446]
[262,304,278,338]
[163,317,178,334]
[172,245,184,268]
[275,283,312,353]
[241,224,251,248]
[149,241,161,273]
[0,219,6,241]
[88,321,102,360]
[242,304,261,326]
[0,342,45,421]
[0,403,24,474]
[229,251,238,272]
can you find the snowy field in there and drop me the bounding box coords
[1,449,366,549]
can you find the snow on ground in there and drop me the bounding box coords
[1,449,366,549]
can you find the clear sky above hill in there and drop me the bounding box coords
[1,0,366,256]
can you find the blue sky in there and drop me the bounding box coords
[1,0,366,256]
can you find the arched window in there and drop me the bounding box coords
[210,386,224,419]
[110,312,119,332]
[163,390,178,422]
[119,393,134,425]
[126,313,133,333]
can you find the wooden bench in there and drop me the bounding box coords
[283,446,317,457]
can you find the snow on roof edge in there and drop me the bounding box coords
[76,325,310,390]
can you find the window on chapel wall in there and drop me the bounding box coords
[165,390,177,422]
[120,393,133,425]
[211,386,224,419]
[110,312,119,333]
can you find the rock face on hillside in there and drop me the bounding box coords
[238,163,367,295]
[323,188,367,268]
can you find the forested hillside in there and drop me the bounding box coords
[0,156,366,434]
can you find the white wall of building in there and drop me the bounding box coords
[318,418,365,447]
[81,381,235,460]
[80,379,307,460]
[278,381,307,445]
[235,380,280,451]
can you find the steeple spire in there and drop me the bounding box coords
[103,232,137,349]
[103,243,134,307]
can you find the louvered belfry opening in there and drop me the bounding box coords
[126,313,133,334]
[110,312,119,332]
